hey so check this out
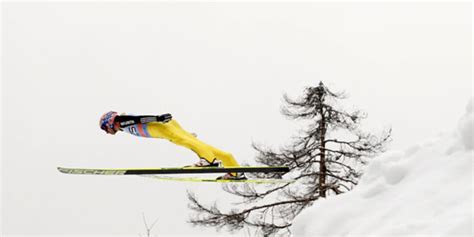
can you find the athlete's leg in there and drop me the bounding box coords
[146,120,240,170]
[168,120,240,167]
[206,146,240,167]
[146,120,217,163]
[172,137,217,163]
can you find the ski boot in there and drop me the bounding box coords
[187,158,222,167]
[216,172,247,181]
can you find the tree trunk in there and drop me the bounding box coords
[319,107,327,198]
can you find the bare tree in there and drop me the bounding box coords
[139,213,159,237]
[188,82,391,236]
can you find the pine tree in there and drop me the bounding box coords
[188,82,391,236]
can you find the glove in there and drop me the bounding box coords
[157,113,172,123]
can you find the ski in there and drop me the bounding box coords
[57,166,290,175]
[143,175,295,184]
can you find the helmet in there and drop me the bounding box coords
[99,111,118,134]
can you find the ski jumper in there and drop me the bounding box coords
[121,119,240,168]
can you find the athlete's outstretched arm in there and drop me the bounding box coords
[115,114,172,128]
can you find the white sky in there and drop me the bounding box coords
[2,2,471,236]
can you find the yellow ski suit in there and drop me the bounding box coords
[121,119,240,168]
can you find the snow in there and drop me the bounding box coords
[458,98,474,150]
[291,99,474,236]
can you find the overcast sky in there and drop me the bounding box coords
[2,2,471,236]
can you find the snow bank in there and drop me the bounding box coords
[291,99,473,236]
[458,98,474,150]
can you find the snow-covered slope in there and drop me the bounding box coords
[292,99,473,236]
